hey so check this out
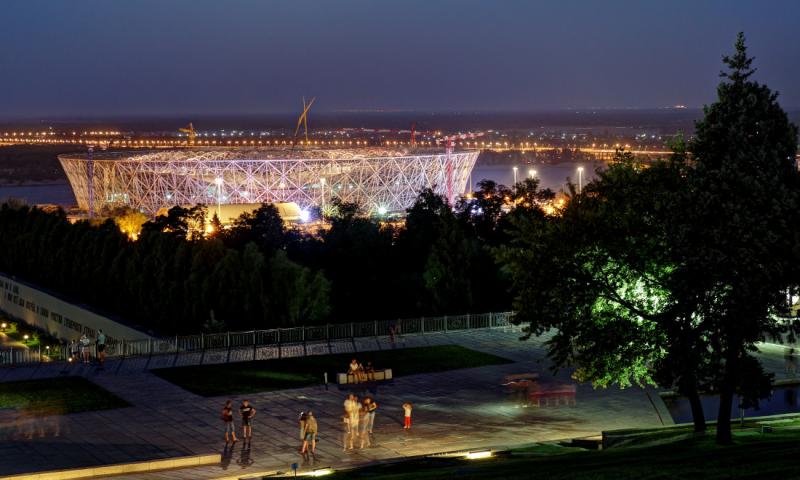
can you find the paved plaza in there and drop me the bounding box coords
[0,328,793,479]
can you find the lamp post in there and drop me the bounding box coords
[214,177,223,218]
[512,166,518,193]
[577,166,584,194]
[320,177,326,221]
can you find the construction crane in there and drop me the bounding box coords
[293,97,315,146]
[435,131,487,205]
[179,123,196,145]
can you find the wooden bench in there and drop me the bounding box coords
[337,368,392,384]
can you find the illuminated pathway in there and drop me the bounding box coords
[8,328,794,479]
[0,329,667,479]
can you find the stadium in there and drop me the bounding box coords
[58,147,479,217]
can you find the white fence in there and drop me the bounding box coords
[0,311,515,366]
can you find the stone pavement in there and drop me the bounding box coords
[1,329,792,479]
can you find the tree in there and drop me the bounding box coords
[142,205,190,238]
[226,203,286,252]
[676,33,800,444]
[268,250,331,326]
[455,179,512,244]
[423,215,475,314]
[497,148,715,432]
[207,213,224,239]
[106,206,148,240]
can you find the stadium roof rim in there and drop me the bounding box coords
[59,147,479,162]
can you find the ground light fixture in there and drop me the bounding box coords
[305,467,334,476]
[464,450,493,460]
[377,206,388,216]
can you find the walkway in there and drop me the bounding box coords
[0,329,676,478]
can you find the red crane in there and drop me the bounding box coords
[435,131,486,205]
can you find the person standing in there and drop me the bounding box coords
[222,400,237,444]
[79,334,91,364]
[349,395,360,446]
[358,402,370,448]
[68,339,79,363]
[343,394,357,421]
[342,414,353,451]
[96,329,107,367]
[786,347,797,376]
[240,400,256,440]
[402,402,413,430]
[300,411,318,457]
[365,397,378,434]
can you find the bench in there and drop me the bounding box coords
[337,368,392,384]
[528,382,577,407]
[501,372,539,389]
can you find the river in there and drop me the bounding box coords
[0,161,604,208]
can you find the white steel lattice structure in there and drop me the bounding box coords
[58,148,479,216]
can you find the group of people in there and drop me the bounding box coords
[68,329,106,366]
[342,393,378,450]
[220,394,414,454]
[348,358,375,383]
[221,399,256,444]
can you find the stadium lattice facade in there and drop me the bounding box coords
[58,148,479,216]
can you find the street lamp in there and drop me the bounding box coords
[577,166,584,194]
[512,166,518,193]
[214,177,223,218]
[320,177,327,221]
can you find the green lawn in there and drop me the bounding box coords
[151,345,512,396]
[324,431,800,479]
[0,377,130,415]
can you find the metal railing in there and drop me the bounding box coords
[0,311,515,367]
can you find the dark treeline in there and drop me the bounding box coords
[0,177,552,334]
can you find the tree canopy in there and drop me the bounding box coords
[498,33,800,443]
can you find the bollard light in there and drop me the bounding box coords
[308,467,334,477]
[465,450,493,460]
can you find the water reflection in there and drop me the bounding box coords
[663,384,800,423]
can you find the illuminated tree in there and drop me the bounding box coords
[497,149,713,431]
[676,33,800,444]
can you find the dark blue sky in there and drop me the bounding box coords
[1,0,798,117]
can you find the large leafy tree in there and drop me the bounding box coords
[676,33,800,444]
[497,147,716,432]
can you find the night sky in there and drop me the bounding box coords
[1,0,799,117]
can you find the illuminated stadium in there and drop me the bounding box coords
[58,147,479,216]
